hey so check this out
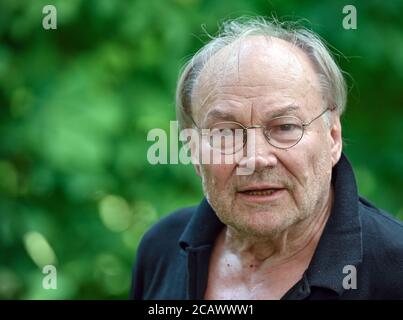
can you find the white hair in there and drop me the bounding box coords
[175,16,347,129]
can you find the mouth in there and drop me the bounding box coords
[237,186,286,202]
[240,189,278,196]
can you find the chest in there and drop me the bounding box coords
[204,239,312,300]
[204,262,306,300]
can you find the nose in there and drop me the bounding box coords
[238,128,278,172]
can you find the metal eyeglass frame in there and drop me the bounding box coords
[189,105,336,152]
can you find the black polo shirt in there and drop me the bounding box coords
[130,153,403,299]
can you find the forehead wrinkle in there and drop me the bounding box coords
[194,85,303,121]
[195,92,249,124]
[236,36,245,83]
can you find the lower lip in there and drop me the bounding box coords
[237,189,286,203]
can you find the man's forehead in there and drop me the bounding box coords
[193,36,318,106]
[192,35,320,112]
[195,36,312,87]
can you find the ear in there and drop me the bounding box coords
[329,116,343,167]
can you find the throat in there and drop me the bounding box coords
[222,201,332,270]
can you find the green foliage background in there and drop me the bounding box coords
[0,0,402,299]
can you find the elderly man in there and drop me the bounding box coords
[131,18,403,300]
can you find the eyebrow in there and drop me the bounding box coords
[267,105,300,118]
[203,109,237,125]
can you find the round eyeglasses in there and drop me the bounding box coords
[191,106,335,155]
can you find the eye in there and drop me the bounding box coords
[268,117,302,133]
[278,124,298,131]
[220,128,235,136]
[210,127,234,137]
[267,117,303,143]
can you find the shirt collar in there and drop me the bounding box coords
[179,197,223,251]
[178,153,363,295]
[306,153,363,295]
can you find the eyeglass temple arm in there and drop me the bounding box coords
[302,104,337,127]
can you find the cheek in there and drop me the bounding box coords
[198,141,240,190]
[301,145,333,193]
[281,136,332,188]
[278,148,310,187]
[200,164,234,192]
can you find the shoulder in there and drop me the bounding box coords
[141,205,195,243]
[130,205,197,299]
[358,196,403,296]
[359,196,403,246]
[136,205,196,260]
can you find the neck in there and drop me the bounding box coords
[222,187,334,271]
